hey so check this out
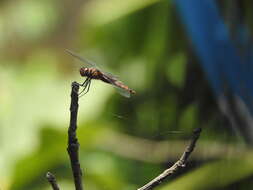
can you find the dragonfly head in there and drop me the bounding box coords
[80,67,89,77]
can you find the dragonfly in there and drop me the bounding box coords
[66,50,136,98]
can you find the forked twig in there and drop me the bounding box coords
[67,82,84,190]
[46,172,60,190]
[137,128,202,190]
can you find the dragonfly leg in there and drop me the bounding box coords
[78,78,90,95]
[83,79,92,94]
[79,79,92,97]
[80,77,89,86]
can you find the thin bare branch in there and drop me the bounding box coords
[67,82,84,190]
[137,128,202,190]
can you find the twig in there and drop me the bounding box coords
[46,172,60,190]
[67,82,84,190]
[137,128,202,190]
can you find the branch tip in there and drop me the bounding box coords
[46,172,60,190]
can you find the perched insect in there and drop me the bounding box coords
[66,50,136,97]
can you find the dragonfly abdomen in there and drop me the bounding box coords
[114,81,136,94]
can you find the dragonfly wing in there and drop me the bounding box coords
[66,49,98,68]
[103,71,119,81]
[66,50,119,79]
[113,85,131,98]
[102,73,131,98]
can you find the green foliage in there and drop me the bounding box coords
[178,103,198,133]
[10,128,66,190]
[166,53,186,88]
[85,0,161,26]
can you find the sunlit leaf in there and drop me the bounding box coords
[84,0,161,26]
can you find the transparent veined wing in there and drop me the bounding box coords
[66,49,98,68]
[113,85,131,98]
[102,73,131,98]
[103,71,119,80]
[66,49,120,78]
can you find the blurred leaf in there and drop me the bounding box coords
[166,53,186,88]
[8,0,56,40]
[159,153,253,190]
[161,95,178,130]
[178,104,197,133]
[10,128,66,190]
[83,152,126,190]
[143,1,170,59]
[84,0,160,26]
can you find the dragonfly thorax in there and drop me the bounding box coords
[80,67,100,78]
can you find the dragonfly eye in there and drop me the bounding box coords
[80,68,87,77]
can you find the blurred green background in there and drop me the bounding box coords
[1,0,253,189]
